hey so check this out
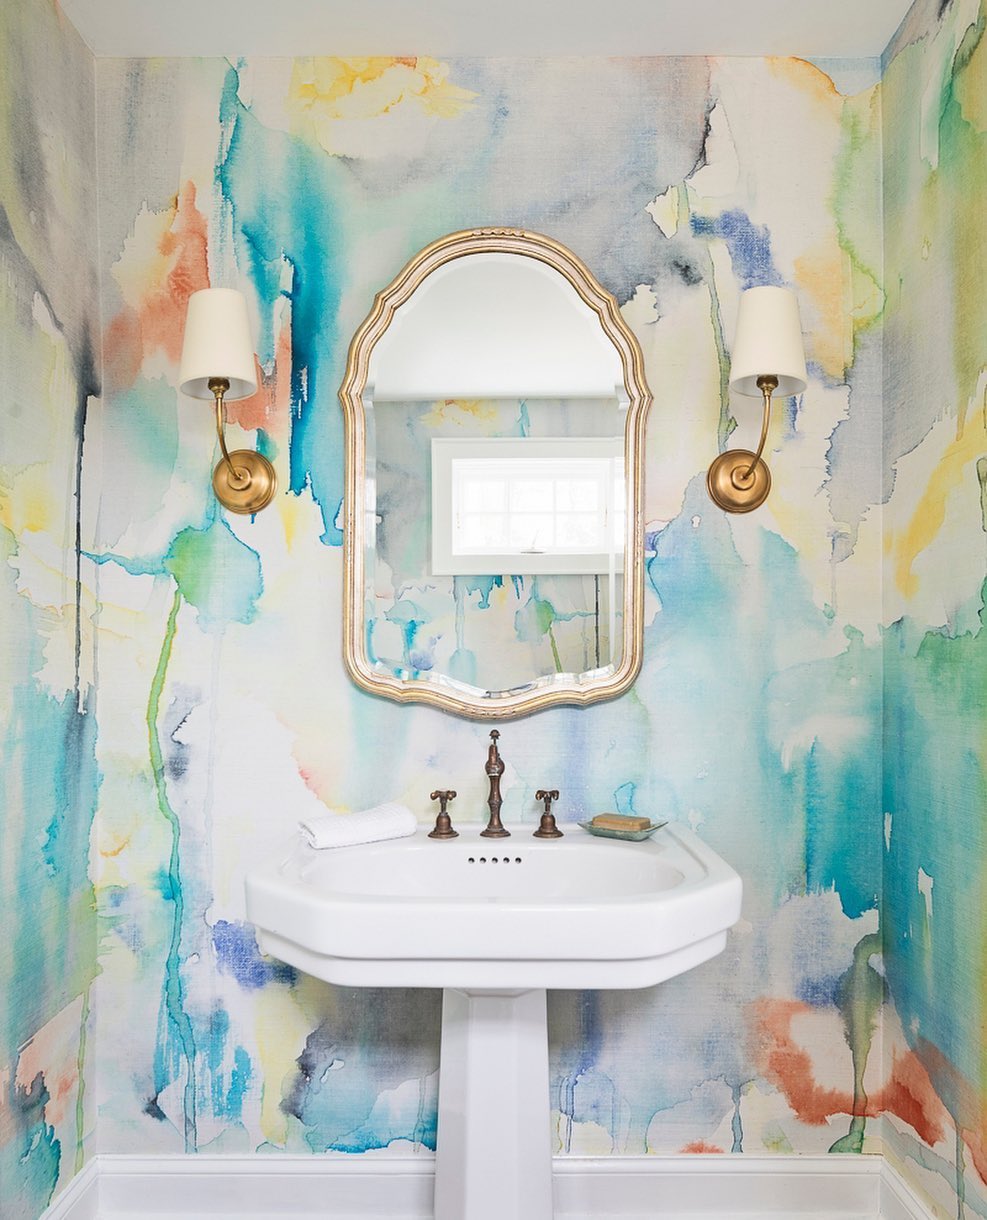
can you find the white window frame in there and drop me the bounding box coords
[431,437,624,576]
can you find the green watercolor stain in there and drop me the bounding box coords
[164,520,263,632]
[147,587,197,1151]
[830,930,883,1153]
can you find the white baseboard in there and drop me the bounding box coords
[40,1158,99,1220]
[879,1161,937,1220]
[39,1152,937,1219]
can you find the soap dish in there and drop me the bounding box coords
[578,820,667,842]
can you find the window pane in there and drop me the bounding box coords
[556,513,604,548]
[508,513,555,551]
[460,475,506,513]
[457,514,509,550]
[510,479,554,512]
[556,478,599,512]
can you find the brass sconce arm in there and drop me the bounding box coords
[707,374,778,514]
[210,378,244,483]
[207,377,277,515]
[744,374,778,480]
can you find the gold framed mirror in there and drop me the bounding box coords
[339,228,652,719]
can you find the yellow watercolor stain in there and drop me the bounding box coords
[287,57,476,154]
[793,246,852,380]
[420,398,498,428]
[280,492,310,552]
[892,388,987,598]
[0,464,56,536]
[255,986,311,1146]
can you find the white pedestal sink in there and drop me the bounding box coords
[246,823,742,1219]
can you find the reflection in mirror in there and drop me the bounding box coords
[341,229,651,719]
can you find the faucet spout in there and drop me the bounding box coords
[481,729,510,838]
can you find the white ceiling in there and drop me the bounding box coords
[59,0,914,60]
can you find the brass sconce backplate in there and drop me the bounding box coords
[706,449,771,514]
[212,450,277,515]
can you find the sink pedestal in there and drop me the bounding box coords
[435,987,553,1220]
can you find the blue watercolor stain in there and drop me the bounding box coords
[206,1007,252,1123]
[331,1111,437,1154]
[209,1007,229,1116]
[227,1047,251,1123]
[795,971,841,1008]
[212,920,297,989]
[409,636,440,671]
[384,598,430,669]
[690,209,783,289]
[41,813,62,877]
[1,1072,61,1218]
[454,575,504,610]
[6,683,99,1056]
[217,65,346,545]
[151,866,177,903]
[448,647,478,685]
[614,781,636,814]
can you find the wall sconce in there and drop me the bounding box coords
[179,288,277,515]
[706,286,807,514]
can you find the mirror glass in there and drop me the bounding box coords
[340,229,651,719]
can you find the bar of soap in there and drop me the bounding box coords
[591,813,651,832]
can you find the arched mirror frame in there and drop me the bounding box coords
[339,227,652,719]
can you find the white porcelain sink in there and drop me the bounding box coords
[246,822,742,1220]
[246,822,741,989]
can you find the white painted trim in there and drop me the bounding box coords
[39,1158,99,1220]
[96,1153,434,1217]
[555,1154,880,1217]
[40,1152,939,1219]
[879,1160,937,1220]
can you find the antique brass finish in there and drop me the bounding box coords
[706,374,778,514]
[428,790,459,839]
[481,730,510,838]
[208,378,277,515]
[533,789,563,838]
[339,227,652,720]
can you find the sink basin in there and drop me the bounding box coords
[246,822,742,990]
[247,820,742,1220]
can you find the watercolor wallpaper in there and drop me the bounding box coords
[880,0,987,1215]
[0,0,985,1218]
[0,1,100,1217]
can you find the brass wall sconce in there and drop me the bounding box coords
[707,286,807,513]
[179,288,277,514]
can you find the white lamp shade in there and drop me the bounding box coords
[179,288,258,401]
[728,286,807,398]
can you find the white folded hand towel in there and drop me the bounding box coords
[299,802,418,849]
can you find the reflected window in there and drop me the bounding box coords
[432,438,624,575]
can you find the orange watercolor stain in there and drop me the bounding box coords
[750,998,949,1147]
[681,1140,725,1153]
[104,180,210,392]
[767,57,841,108]
[911,1037,987,1186]
[226,317,293,436]
[99,835,132,858]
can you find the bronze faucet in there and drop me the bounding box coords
[480,730,510,838]
[533,789,563,838]
[428,790,458,839]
